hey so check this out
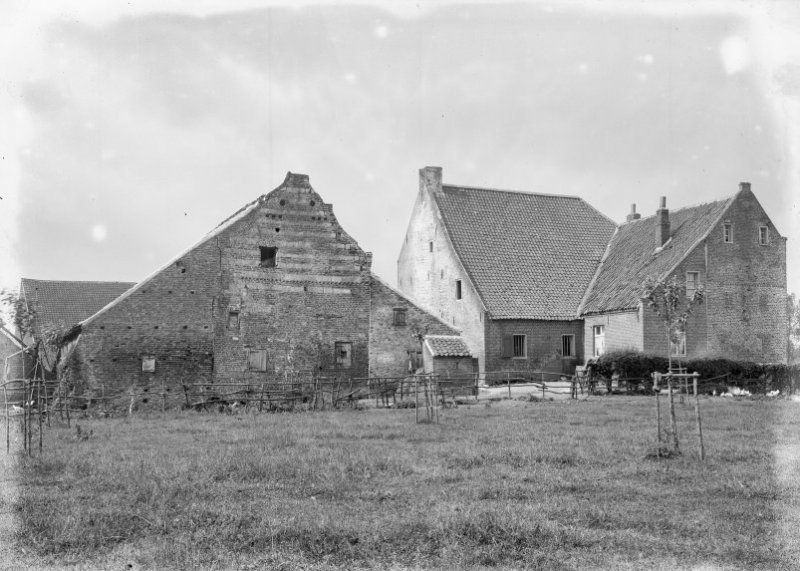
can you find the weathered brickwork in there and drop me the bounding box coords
[485,319,583,374]
[368,277,457,378]
[397,169,486,370]
[65,173,453,407]
[703,187,787,362]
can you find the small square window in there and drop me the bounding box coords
[247,349,267,371]
[260,246,277,268]
[455,279,462,300]
[335,342,352,368]
[228,310,240,330]
[393,308,407,326]
[141,355,156,373]
[723,223,733,243]
[759,226,769,245]
[562,335,575,358]
[501,334,527,358]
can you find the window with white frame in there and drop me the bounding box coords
[686,272,700,298]
[670,329,686,356]
[592,325,605,358]
[723,222,733,243]
[562,334,575,358]
[759,225,769,245]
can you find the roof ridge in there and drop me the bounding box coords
[442,183,583,201]
[624,195,733,225]
[21,278,136,285]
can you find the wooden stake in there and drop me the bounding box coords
[693,372,705,460]
[414,376,419,423]
[668,375,679,452]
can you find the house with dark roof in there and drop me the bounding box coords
[398,167,617,374]
[20,278,136,371]
[61,172,460,407]
[398,168,788,373]
[579,183,787,363]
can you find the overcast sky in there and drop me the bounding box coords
[2,1,800,298]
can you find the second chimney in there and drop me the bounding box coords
[419,166,443,195]
[626,204,641,223]
[655,196,670,247]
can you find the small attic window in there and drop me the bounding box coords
[723,223,733,243]
[260,247,277,268]
[455,279,462,300]
[759,225,769,245]
[393,308,407,326]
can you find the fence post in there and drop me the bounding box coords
[38,379,43,455]
[693,372,705,460]
[507,372,511,399]
[414,376,419,423]
[4,383,9,454]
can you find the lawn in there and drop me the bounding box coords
[8,396,800,570]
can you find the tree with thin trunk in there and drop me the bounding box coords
[642,275,704,454]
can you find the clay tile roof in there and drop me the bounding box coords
[425,335,473,357]
[580,197,732,315]
[433,185,616,320]
[20,279,136,334]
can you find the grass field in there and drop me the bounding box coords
[8,396,800,570]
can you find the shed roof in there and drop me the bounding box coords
[432,185,616,319]
[424,335,472,357]
[20,279,136,334]
[580,197,733,314]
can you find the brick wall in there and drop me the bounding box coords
[485,319,583,374]
[703,187,788,363]
[368,277,457,378]
[66,173,453,408]
[397,170,487,370]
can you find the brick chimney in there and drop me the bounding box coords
[626,203,641,223]
[419,166,443,195]
[739,181,751,192]
[655,196,670,247]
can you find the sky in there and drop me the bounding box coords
[2,0,800,298]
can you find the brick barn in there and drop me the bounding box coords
[61,172,460,403]
[398,167,788,372]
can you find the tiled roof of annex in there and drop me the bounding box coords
[20,279,136,334]
[580,197,732,315]
[424,335,473,357]
[432,184,616,320]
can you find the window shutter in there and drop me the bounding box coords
[501,335,513,358]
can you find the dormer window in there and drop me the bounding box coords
[759,226,769,245]
[723,223,733,243]
[260,246,277,268]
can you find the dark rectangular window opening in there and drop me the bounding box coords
[455,279,462,300]
[228,310,240,330]
[512,334,526,358]
[260,246,277,268]
[429,241,433,252]
[247,349,267,371]
[723,223,733,243]
[335,342,353,369]
[393,308,407,326]
[561,335,574,358]
[759,226,769,245]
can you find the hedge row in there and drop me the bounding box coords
[593,350,800,394]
